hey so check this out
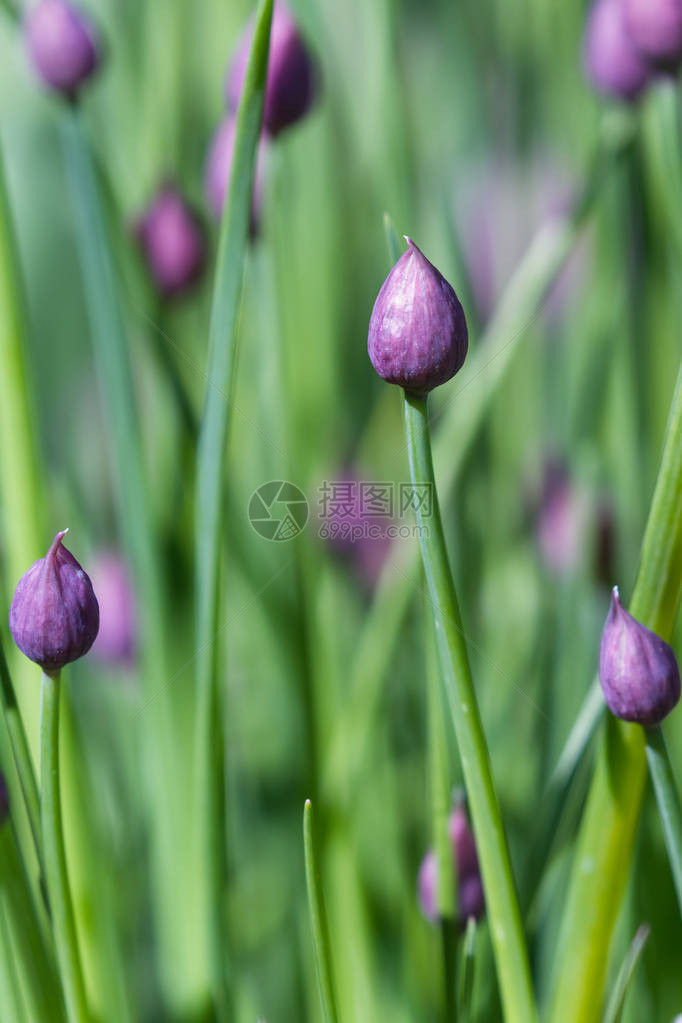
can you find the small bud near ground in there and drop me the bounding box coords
[368,238,468,396]
[25,0,100,98]
[9,531,99,675]
[583,0,651,101]
[418,802,485,927]
[624,0,682,68]
[599,587,680,727]
[135,186,205,298]
[89,553,136,668]
[204,116,266,235]
[225,1,316,138]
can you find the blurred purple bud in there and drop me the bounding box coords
[417,804,484,927]
[321,468,393,588]
[537,459,587,578]
[136,186,205,298]
[89,553,136,668]
[624,0,682,67]
[204,116,266,234]
[9,531,99,675]
[0,773,8,826]
[583,0,651,101]
[225,1,316,138]
[25,0,100,98]
[368,238,468,395]
[599,587,680,726]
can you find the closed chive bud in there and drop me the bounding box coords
[417,803,485,927]
[368,238,468,396]
[536,458,587,578]
[204,116,266,235]
[25,0,100,99]
[623,0,682,68]
[89,553,136,668]
[599,587,681,727]
[225,1,316,138]
[583,0,651,101]
[9,531,99,675]
[136,186,206,298]
[0,773,8,826]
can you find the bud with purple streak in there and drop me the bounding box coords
[583,0,651,101]
[9,531,99,675]
[418,802,485,927]
[25,0,100,98]
[204,116,266,235]
[225,1,317,138]
[599,587,680,726]
[135,186,205,298]
[624,0,682,68]
[368,238,468,396]
[89,553,136,669]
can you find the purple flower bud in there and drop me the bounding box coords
[89,553,136,668]
[536,458,587,578]
[368,238,468,396]
[9,531,99,675]
[320,468,393,588]
[583,0,651,101]
[204,116,266,235]
[25,0,100,98]
[624,0,682,67]
[599,587,680,727]
[0,773,9,826]
[417,804,484,927]
[136,186,205,298]
[225,1,316,138]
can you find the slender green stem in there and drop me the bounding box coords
[194,1,273,1014]
[601,924,650,1023]
[426,606,456,921]
[644,727,682,914]
[40,671,88,1023]
[549,369,682,1023]
[303,800,339,1023]
[404,393,536,1023]
[440,920,458,1023]
[457,917,477,1023]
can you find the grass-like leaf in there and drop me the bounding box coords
[303,800,339,1023]
[193,0,273,1014]
[602,924,650,1023]
[644,727,682,914]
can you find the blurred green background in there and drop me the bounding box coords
[1,0,681,1020]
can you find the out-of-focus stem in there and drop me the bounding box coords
[404,393,536,1023]
[644,726,682,914]
[303,800,339,1023]
[40,671,88,1023]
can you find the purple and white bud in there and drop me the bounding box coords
[583,0,651,101]
[368,238,468,396]
[9,531,99,675]
[89,553,136,668]
[624,0,682,67]
[599,587,680,727]
[25,0,100,98]
[225,1,316,138]
[204,116,266,235]
[136,186,205,298]
[417,803,484,927]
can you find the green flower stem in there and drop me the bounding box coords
[404,393,536,1023]
[644,726,682,914]
[325,113,633,810]
[0,820,64,1023]
[548,368,682,1023]
[303,800,339,1023]
[0,634,42,880]
[601,923,650,1023]
[40,671,88,1023]
[194,1,273,1015]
